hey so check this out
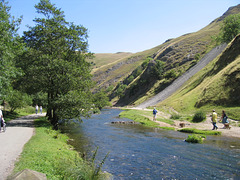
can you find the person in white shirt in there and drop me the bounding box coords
[0,109,3,132]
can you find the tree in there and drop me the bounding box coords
[8,90,32,112]
[0,1,23,102]
[92,90,111,110]
[18,0,94,129]
[152,60,165,79]
[219,13,240,43]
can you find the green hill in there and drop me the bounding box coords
[158,34,240,119]
[90,4,240,107]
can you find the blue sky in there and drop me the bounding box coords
[9,0,239,53]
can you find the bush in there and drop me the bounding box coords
[170,113,181,119]
[192,111,206,122]
[185,134,206,143]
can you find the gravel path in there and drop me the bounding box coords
[0,114,45,180]
[137,43,227,108]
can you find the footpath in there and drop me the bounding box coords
[0,113,45,180]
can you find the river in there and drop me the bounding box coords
[64,109,240,180]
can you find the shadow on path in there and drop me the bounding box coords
[7,114,46,128]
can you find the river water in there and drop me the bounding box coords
[64,109,240,180]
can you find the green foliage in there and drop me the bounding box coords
[185,134,206,143]
[32,92,47,107]
[170,113,181,119]
[178,128,221,135]
[192,110,206,122]
[8,90,32,112]
[17,0,94,128]
[164,69,177,79]
[141,57,152,69]
[153,60,165,79]
[13,117,110,180]
[116,84,127,98]
[218,13,240,43]
[0,1,23,100]
[194,53,201,60]
[93,90,111,110]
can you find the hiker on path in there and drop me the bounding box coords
[211,109,218,130]
[35,105,38,114]
[40,106,43,114]
[0,109,2,132]
[153,107,158,121]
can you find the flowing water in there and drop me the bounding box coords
[64,109,240,180]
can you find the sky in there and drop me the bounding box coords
[8,0,240,53]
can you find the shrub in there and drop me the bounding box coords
[185,134,206,143]
[170,113,181,119]
[192,111,206,122]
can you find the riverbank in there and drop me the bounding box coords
[119,108,240,138]
[4,115,110,180]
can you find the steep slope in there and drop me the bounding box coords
[158,34,240,112]
[90,4,240,106]
[137,43,227,108]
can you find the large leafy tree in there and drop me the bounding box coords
[18,0,94,128]
[0,1,23,102]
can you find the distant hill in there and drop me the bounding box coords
[90,4,240,107]
[88,52,132,72]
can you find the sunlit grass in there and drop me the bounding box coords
[11,117,110,180]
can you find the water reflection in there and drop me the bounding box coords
[64,109,240,180]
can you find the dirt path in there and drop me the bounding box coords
[157,112,240,138]
[0,113,45,180]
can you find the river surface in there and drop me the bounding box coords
[64,109,240,180]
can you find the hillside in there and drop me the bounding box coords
[155,33,240,119]
[90,4,240,106]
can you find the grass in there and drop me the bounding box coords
[178,128,221,135]
[11,117,110,180]
[185,134,206,144]
[119,109,175,130]
[3,106,35,122]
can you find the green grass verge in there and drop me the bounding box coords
[178,128,221,135]
[119,109,175,130]
[11,117,110,180]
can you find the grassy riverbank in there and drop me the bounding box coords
[119,109,175,130]
[11,117,110,180]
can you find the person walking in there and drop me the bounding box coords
[153,107,158,121]
[0,109,2,132]
[211,109,218,130]
[35,105,38,114]
[40,106,43,114]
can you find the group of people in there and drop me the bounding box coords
[211,109,230,130]
[35,105,43,114]
[153,107,230,130]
